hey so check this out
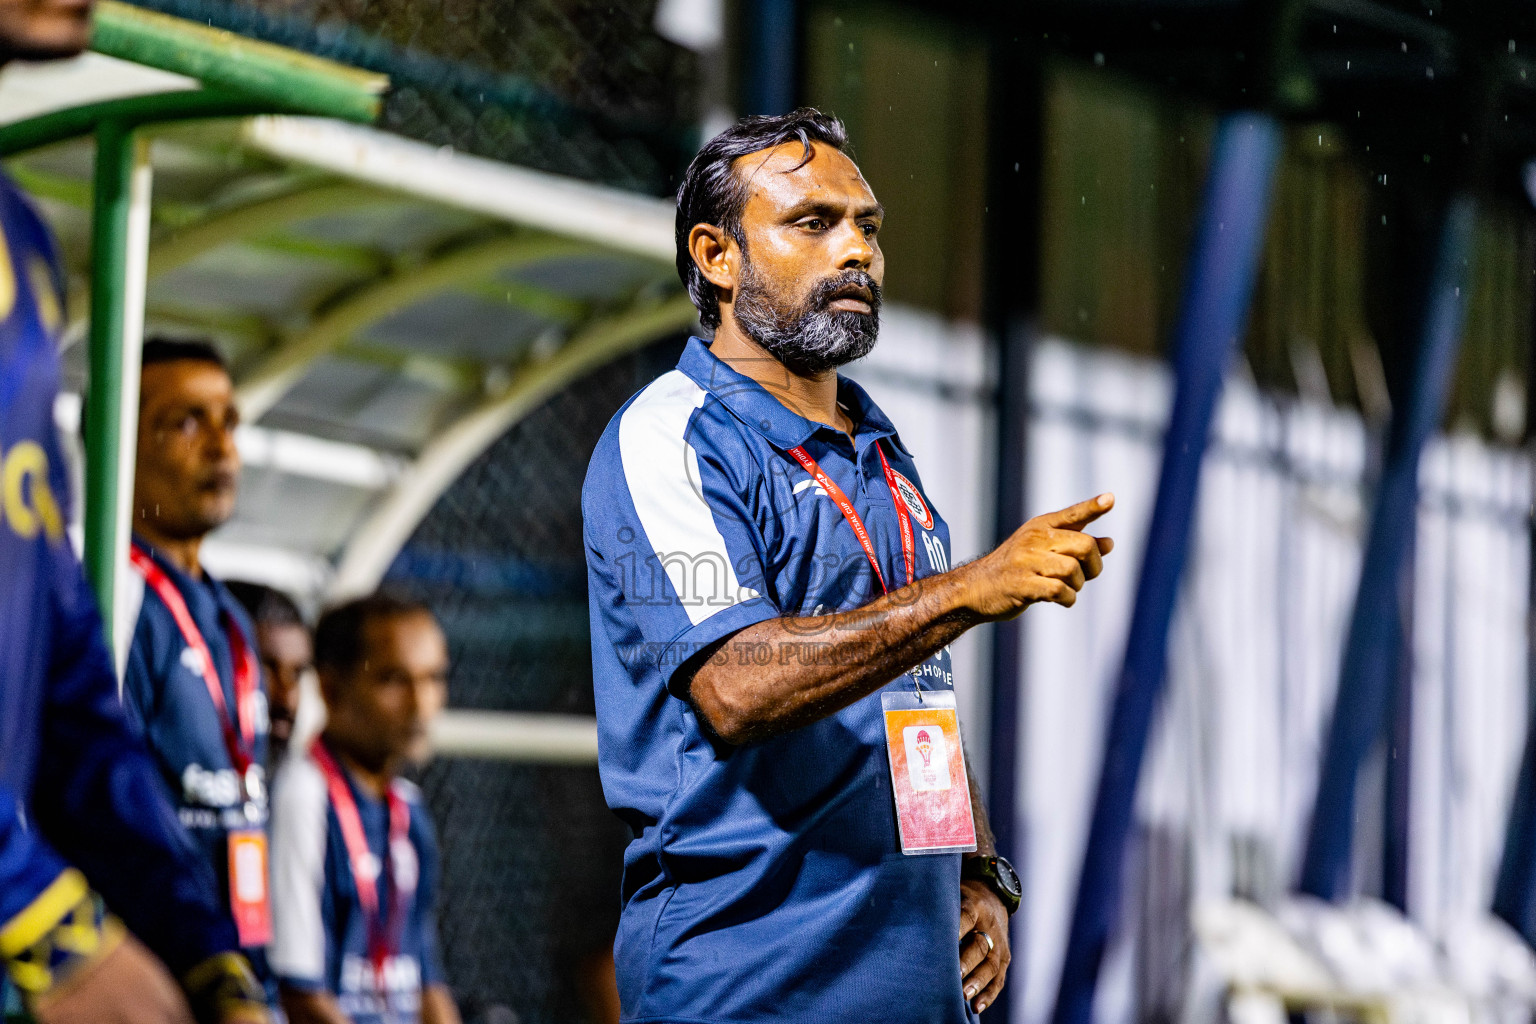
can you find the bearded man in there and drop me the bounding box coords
[582,109,1115,1023]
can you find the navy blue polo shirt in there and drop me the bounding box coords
[269,748,444,1023]
[122,541,269,944]
[583,336,974,1023]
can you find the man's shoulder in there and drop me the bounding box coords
[270,749,328,821]
[585,369,750,499]
[395,780,440,855]
[0,173,58,263]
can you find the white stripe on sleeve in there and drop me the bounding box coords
[618,370,749,627]
[268,752,330,984]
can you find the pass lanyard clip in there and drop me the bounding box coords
[310,739,412,1000]
[129,544,259,777]
[785,438,923,698]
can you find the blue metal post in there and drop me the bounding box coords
[741,0,796,116]
[1051,112,1283,1024]
[1493,345,1536,939]
[1494,697,1536,939]
[1299,195,1476,901]
[982,32,1041,1021]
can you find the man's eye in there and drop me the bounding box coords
[861,223,879,237]
[804,218,827,231]
[177,416,199,437]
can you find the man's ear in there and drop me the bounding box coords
[689,223,737,294]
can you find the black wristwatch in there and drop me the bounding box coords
[962,854,1022,916]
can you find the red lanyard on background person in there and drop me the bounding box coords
[785,438,916,594]
[129,544,259,775]
[310,738,412,1000]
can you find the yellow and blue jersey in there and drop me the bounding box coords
[0,171,238,992]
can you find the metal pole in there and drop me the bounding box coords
[1299,194,1476,901]
[1051,112,1283,1024]
[1382,538,1415,912]
[1492,241,1536,942]
[84,122,152,673]
[981,29,1042,1020]
[90,0,386,124]
[741,0,797,116]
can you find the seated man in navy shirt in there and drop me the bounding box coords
[122,339,274,983]
[227,581,313,771]
[269,594,458,1024]
[583,109,1116,1022]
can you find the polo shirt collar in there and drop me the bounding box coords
[676,336,909,455]
[131,534,230,615]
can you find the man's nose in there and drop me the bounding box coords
[836,221,874,270]
[208,418,238,462]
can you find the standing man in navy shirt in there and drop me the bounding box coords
[269,594,458,1024]
[123,340,274,987]
[584,109,1116,1022]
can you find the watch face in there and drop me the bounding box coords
[995,857,1021,897]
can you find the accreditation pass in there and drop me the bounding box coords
[882,688,977,856]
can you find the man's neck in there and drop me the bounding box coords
[708,320,853,436]
[324,731,396,800]
[135,525,203,577]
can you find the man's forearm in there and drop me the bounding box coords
[422,984,462,1024]
[688,564,983,744]
[279,987,351,1024]
[966,761,996,858]
[686,492,1115,745]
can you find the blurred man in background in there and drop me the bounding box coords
[122,339,275,994]
[0,3,271,1022]
[269,594,458,1024]
[228,581,313,771]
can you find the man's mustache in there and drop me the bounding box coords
[808,271,882,315]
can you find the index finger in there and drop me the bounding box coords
[1034,493,1114,531]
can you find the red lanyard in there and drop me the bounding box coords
[310,739,412,995]
[785,439,916,594]
[129,544,259,775]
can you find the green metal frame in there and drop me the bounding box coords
[90,1,387,124]
[5,1,388,656]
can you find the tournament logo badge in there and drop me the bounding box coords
[903,724,951,791]
[890,470,935,531]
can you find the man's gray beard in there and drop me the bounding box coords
[733,264,881,376]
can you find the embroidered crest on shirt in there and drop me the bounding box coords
[889,470,935,531]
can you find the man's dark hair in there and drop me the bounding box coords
[314,592,435,674]
[675,108,851,330]
[141,336,228,373]
[226,581,305,630]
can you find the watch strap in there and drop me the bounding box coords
[962,855,1022,915]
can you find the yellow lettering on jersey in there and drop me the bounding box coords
[26,256,60,335]
[1,441,63,543]
[0,224,15,324]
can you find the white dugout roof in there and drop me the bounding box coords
[0,52,694,605]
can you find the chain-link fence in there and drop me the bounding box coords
[388,335,688,1024]
[125,0,700,195]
